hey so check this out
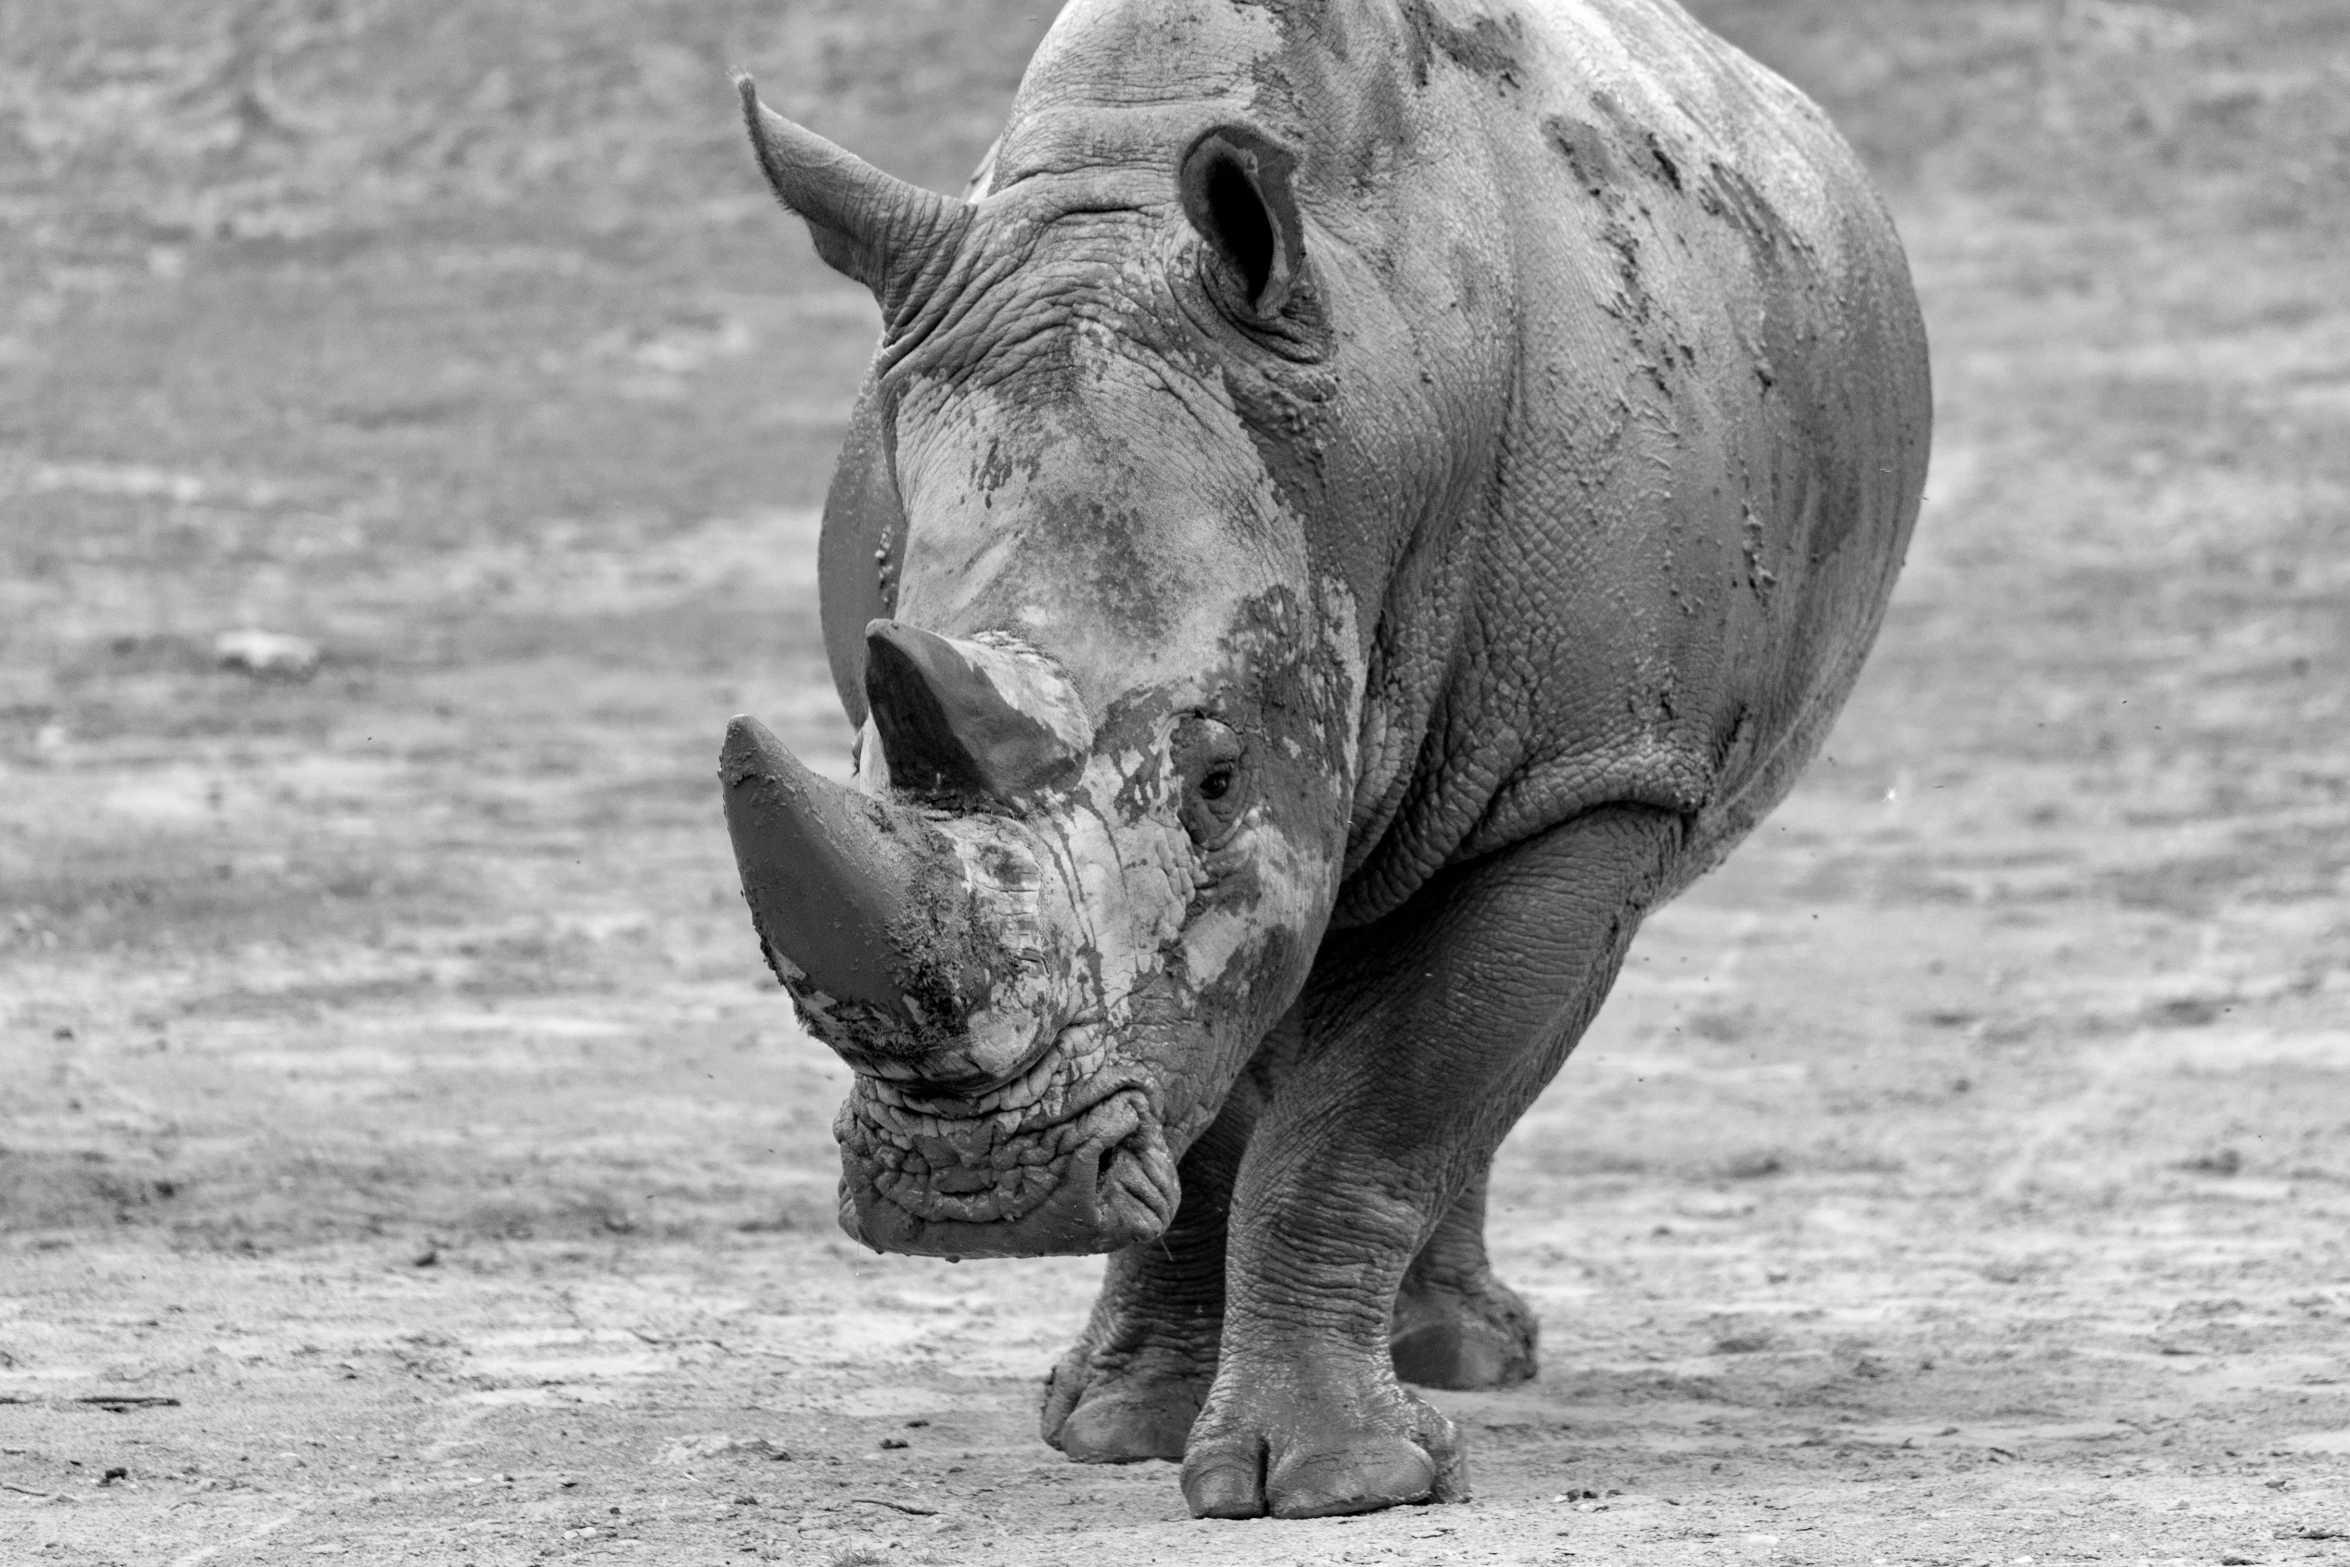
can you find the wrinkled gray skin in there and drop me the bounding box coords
[721,0,1928,1520]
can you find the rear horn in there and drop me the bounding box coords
[863,623,1085,802]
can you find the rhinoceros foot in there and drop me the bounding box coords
[1039,1245,1221,1463]
[1389,1270,1539,1391]
[1180,1350,1469,1519]
[1040,1341,1210,1463]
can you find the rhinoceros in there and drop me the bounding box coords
[720,0,1928,1519]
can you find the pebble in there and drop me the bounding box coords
[214,628,321,679]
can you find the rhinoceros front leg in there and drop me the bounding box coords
[1040,1075,1261,1462]
[1391,1163,1539,1391]
[1182,805,1682,1519]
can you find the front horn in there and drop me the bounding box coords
[735,76,971,324]
[719,715,988,1047]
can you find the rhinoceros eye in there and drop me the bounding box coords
[1173,718,1248,846]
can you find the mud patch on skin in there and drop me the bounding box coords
[1398,2,1528,91]
[1587,89,1688,195]
[1542,113,1621,199]
[1697,157,1803,271]
[1740,503,1779,607]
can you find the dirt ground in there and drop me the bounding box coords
[3,1,2347,1562]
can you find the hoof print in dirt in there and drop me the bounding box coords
[724,0,1926,1515]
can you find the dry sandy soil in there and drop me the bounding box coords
[3,1,2347,1562]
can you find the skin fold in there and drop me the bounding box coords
[722,0,1930,1520]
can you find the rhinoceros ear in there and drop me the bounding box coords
[1179,126,1304,321]
[736,76,969,324]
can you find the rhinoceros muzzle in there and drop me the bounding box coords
[837,1063,1180,1258]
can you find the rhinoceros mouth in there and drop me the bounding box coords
[830,1037,1178,1257]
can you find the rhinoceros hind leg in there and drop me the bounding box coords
[1390,1166,1539,1390]
[1040,1085,1257,1463]
[1042,1335,1212,1463]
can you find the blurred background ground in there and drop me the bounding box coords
[2,0,2347,1562]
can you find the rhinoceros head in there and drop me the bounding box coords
[721,68,1402,1259]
